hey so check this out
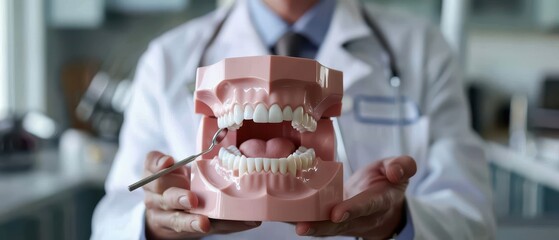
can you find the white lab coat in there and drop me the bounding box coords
[92,0,496,239]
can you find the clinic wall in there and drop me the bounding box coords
[465,30,559,103]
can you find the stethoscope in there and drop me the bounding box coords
[191,1,406,177]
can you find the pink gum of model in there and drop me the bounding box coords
[190,56,344,221]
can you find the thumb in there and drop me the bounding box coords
[145,151,176,173]
[383,156,417,184]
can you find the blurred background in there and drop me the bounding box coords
[0,0,558,239]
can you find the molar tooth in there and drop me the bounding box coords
[246,158,255,173]
[244,105,254,120]
[238,156,247,176]
[218,147,226,159]
[282,106,293,121]
[268,104,283,123]
[234,104,244,125]
[287,156,297,177]
[227,146,241,156]
[263,158,271,172]
[270,158,279,173]
[253,103,269,123]
[308,148,316,159]
[309,119,317,132]
[295,147,306,155]
[292,106,304,125]
[279,158,287,174]
[254,158,263,172]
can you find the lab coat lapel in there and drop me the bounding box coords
[204,0,269,64]
[317,0,374,90]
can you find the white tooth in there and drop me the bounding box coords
[269,104,283,123]
[233,155,240,170]
[244,105,254,120]
[227,155,235,169]
[292,107,304,125]
[287,156,296,177]
[270,158,279,173]
[282,106,293,121]
[300,154,308,169]
[308,148,316,159]
[253,103,269,123]
[299,146,308,152]
[238,156,247,176]
[303,153,313,168]
[219,147,226,159]
[263,158,271,172]
[310,119,317,132]
[228,112,235,126]
[218,117,225,129]
[279,158,287,174]
[227,146,240,156]
[254,158,263,172]
[221,154,227,167]
[293,155,302,170]
[302,113,309,128]
[246,158,255,173]
[234,104,244,125]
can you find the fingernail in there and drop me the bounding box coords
[156,156,169,167]
[179,196,191,209]
[191,220,203,233]
[304,227,315,235]
[244,221,259,227]
[338,212,350,223]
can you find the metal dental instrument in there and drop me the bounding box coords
[128,128,229,192]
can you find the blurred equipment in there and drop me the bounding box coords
[0,111,57,171]
[76,71,132,141]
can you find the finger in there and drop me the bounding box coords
[143,170,189,193]
[295,221,346,237]
[148,209,211,234]
[144,151,185,175]
[382,155,417,183]
[145,187,198,210]
[330,189,392,223]
[210,219,262,234]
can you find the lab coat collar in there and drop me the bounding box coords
[317,0,374,89]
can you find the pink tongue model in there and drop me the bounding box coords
[239,138,296,158]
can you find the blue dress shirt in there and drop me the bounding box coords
[248,0,335,58]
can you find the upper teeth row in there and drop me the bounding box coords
[217,146,316,177]
[216,104,317,132]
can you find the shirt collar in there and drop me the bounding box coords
[248,0,336,48]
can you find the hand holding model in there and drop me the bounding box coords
[295,156,417,239]
[142,151,261,239]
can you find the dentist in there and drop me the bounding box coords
[92,0,496,239]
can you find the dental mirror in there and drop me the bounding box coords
[128,128,229,192]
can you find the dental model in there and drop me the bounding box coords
[190,56,344,221]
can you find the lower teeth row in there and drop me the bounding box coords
[217,146,316,177]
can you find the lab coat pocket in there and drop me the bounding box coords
[338,95,429,172]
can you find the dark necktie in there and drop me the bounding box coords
[273,31,309,58]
